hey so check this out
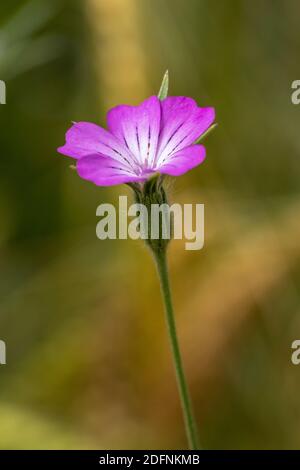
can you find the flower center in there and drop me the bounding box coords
[135,160,155,176]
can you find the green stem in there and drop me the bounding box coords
[153,249,200,450]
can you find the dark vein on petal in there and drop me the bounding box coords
[146,125,151,164]
[135,125,140,155]
[121,132,140,168]
[165,122,185,146]
[168,132,191,154]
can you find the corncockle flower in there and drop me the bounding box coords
[57,72,216,450]
[58,90,215,186]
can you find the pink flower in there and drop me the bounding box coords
[58,96,215,186]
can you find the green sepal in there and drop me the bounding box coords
[157,70,169,101]
[132,174,171,254]
[194,123,218,144]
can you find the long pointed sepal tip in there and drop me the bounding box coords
[194,122,218,144]
[158,70,169,101]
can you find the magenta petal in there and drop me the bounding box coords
[57,122,133,167]
[156,97,214,166]
[158,144,206,176]
[76,155,145,186]
[107,96,161,167]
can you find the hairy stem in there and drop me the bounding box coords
[153,249,200,450]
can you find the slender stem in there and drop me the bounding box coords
[153,249,200,450]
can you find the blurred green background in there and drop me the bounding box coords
[1,0,300,449]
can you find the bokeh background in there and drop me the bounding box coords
[0,0,300,449]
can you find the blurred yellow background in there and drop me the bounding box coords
[0,0,300,449]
